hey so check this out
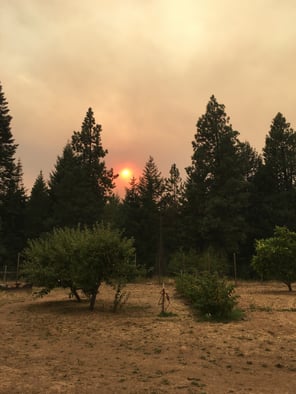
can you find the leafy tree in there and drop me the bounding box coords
[22,224,137,310]
[184,95,253,257]
[25,171,51,239]
[252,226,296,291]
[0,83,26,265]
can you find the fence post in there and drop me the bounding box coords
[233,253,237,286]
[16,253,20,284]
[3,265,7,283]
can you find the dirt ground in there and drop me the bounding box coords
[1,280,296,394]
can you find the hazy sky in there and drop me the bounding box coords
[2,0,296,195]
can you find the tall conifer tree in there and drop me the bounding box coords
[137,157,164,271]
[122,157,165,272]
[258,113,296,231]
[49,109,117,227]
[161,163,185,262]
[0,82,17,197]
[71,108,117,214]
[49,144,97,227]
[0,82,26,264]
[26,171,51,239]
[185,95,251,255]
[264,113,296,192]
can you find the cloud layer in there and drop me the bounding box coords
[2,0,296,193]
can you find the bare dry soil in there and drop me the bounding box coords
[1,280,296,394]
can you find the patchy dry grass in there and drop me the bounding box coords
[1,280,296,393]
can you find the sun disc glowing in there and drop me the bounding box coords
[120,168,132,179]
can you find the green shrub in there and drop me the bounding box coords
[175,271,239,320]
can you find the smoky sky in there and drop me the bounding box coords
[2,0,296,193]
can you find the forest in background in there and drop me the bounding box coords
[1,80,296,278]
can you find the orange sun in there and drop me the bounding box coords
[120,168,132,180]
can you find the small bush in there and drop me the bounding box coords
[175,271,240,320]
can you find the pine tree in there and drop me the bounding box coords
[263,113,296,192]
[185,95,250,256]
[161,164,185,265]
[122,158,165,273]
[258,113,296,231]
[0,83,26,265]
[163,164,184,207]
[49,109,117,228]
[71,108,117,215]
[122,177,141,261]
[25,171,51,239]
[235,141,263,274]
[1,159,27,265]
[0,82,17,198]
[49,144,98,227]
[102,194,123,229]
[137,157,164,272]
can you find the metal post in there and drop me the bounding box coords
[233,252,237,286]
[16,253,20,285]
[3,265,7,284]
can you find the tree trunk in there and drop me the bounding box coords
[89,282,100,311]
[71,287,81,302]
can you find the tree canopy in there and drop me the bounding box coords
[2,83,296,286]
[0,82,26,265]
[22,224,137,310]
[252,226,296,291]
[184,95,253,257]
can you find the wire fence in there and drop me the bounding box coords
[0,267,18,283]
[0,254,21,284]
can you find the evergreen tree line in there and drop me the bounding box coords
[1,81,295,278]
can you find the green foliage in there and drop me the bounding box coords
[122,157,164,273]
[0,83,27,264]
[71,108,117,207]
[175,271,239,320]
[184,95,257,255]
[26,171,51,239]
[263,113,296,192]
[162,163,184,209]
[168,248,228,276]
[22,224,137,310]
[0,82,17,197]
[49,144,96,227]
[161,163,185,266]
[255,113,296,233]
[48,108,118,229]
[252,226,296,291]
